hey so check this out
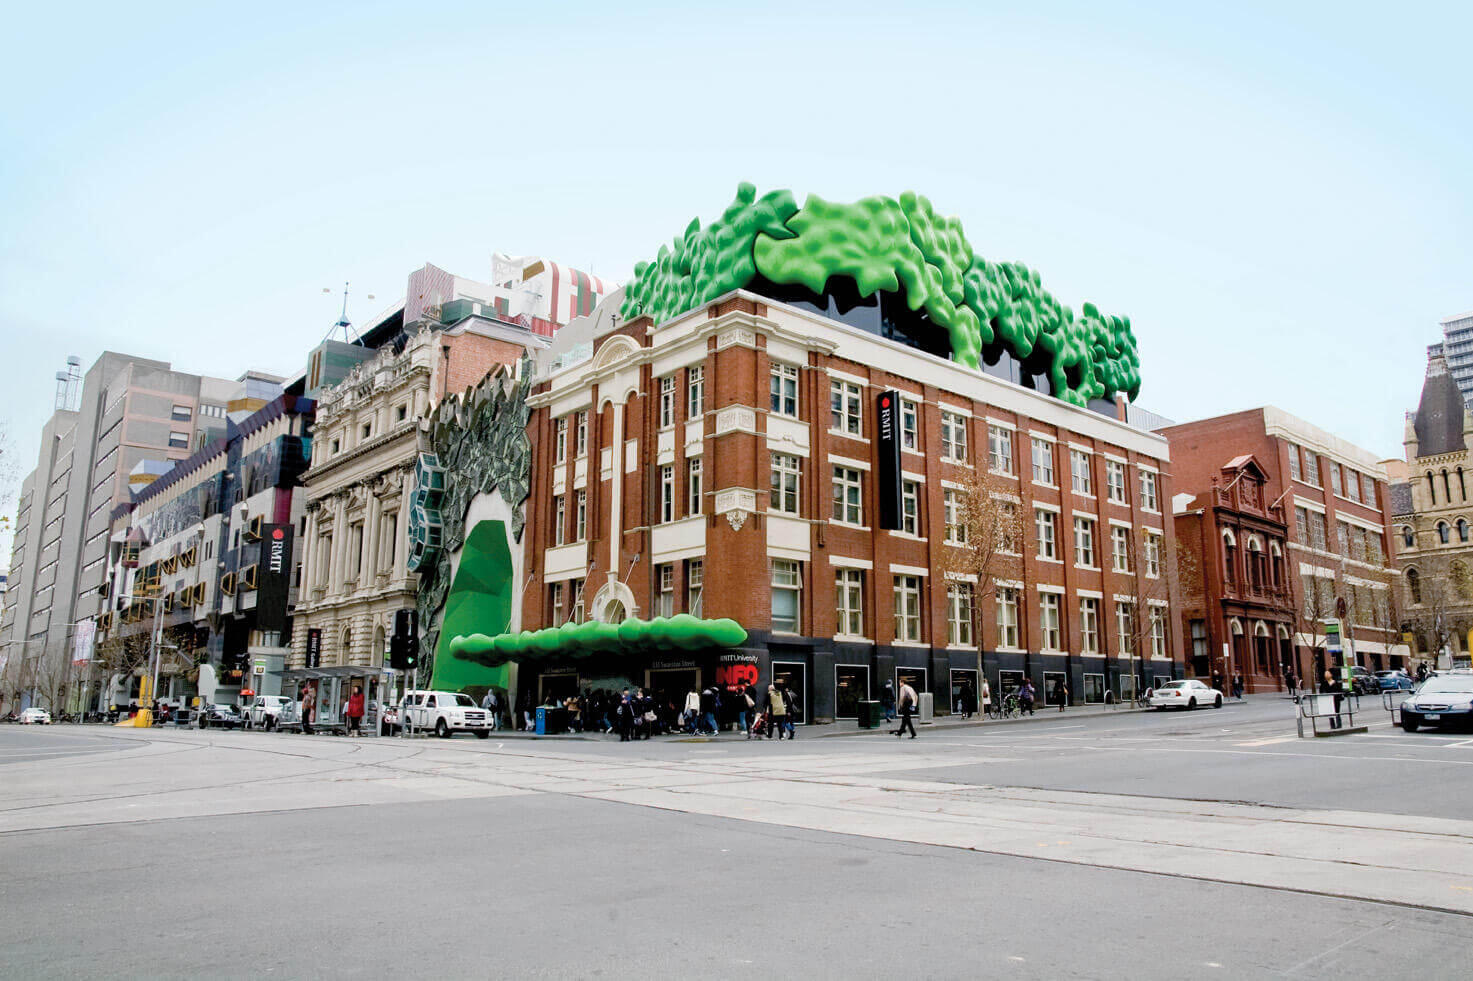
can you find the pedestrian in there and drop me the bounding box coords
[1019,679,1036,716]
[739,685,754,738]
[700,684,719,736]
[1232,674,1245,700]
[1053,677,1068,713]
[893,678,918,738]
[958,683,976,720]
[781,683,799,739]
[766,685,788,740]
[980,678,991,719]
[480,688,502,730]
[880,680,897,722]
[300,683,315,735]
[1285,672,1298,701]
[1212,671,1224,694]
[616,689,635,742]
[346,685,365,736]
[1320,670,1344,729]
[684,686,701,733]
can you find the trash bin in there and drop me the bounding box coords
[918,691,934,724]
[857,700,883,729]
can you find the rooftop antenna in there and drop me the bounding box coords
[320,282,363,345]
[54,355,82,410]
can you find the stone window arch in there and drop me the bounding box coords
[339,626,353,667]
[1402,526,1415,549]
[1438,521,1450,545]
[1406,568,1422,605]
[1458,518,1469,543]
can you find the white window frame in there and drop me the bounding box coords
[1139,469,1159,511]
[997,586,1020,648]
[894,575,922,642]
[1039,593,1062,651]
[943,488,966,545]
[900,397,919,451]
[832,466,864,526]
[941,410,968,463]
[553,495,566,547]
[687,457,703,516]
[687,365,705,418]
[947,581,974,647]
[900,479,920,536]
[1070,449,1092,496]
[554,418,568,465]
[1031,438,1056,486]
[658,375,676,429]
[1080,597,1100,654]
[835,568,865,637]
[575,489,588,542]
[575,411,589,458]
[770,452,801,515]
[656,563,675,618]
[771,559,802,633]
[1074,515,1096,568]
[687,560,704,616]
[1106,460,1127,504]
[831,379,864,436]
[1144,530,1162,578]
[770,363,799,418]
[659,465,675,523]
[988,425,1014,475]
[1035,508,1058,560]
[1112,525,1132,572]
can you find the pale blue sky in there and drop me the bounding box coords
[3,1,1471,562]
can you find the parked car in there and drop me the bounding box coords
[246,695,292,731]
[1375,670,1415,691]
[18,707,51,725]
[399,690,491,738]
[1349,667,1381,696]
[1401,673,1473,731]
[1147,680,1224,710]
[196,703,244,730]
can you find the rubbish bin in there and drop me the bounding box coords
[919,691,934,724]
[857,700,883,729]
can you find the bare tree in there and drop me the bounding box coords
[940,466,1025,697]
[1402,555,1472,669]
[1114,526,1187,704]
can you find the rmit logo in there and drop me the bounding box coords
[267,528,287,574]
[272,528,285,541]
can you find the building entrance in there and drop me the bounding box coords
[949,668,978,715]
[834,664,870,719]
[772,661,808,724]
[538,672,581,705]
[647,667,700,720]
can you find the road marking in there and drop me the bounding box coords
[1234,736,1298,747]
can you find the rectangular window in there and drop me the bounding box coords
[836,569,865,636]
[1191,619,1208,661]
[1139,470,1159,511]
[893,575,922,642]
[1074,516,1096,567]
[575,411,589,458]
[832,466,864,525]
[1361,474,1376,508]
[1288,444,1301,482]
[830,379,863,435]
[1116,601,1137,655]
[658,375,676,429]
[1303,451,1320,487]
[943,488,966,544]
[988,425,1013,475]
[900,479,920,535]
[687,458,703,515]
[1330,463,1343,496]
[1144,531,1162,577]
[771,560,801,633]
[1040,593,1061,650]
[397,404,408,422]
[1106,460,1127,503]
[770,363,799,417]
[659,465,674,523]
[1031,439,1055,485]
[1294,506,1310,545]
[900,397,918,451]
[1080,597,1100,654]
[572,578,585,623]
[770,453,801,515]
[1035,508,1057,560]
[687,560,704,616]
[687,366,705,418]
[1345,468,1361,503]
[551,582,565,625]
[1149,606,1167,658]
[1309,512,1328,551]
[940,411,968,463]
[168,432,189,448]
[656,563,674,618]
[361,422,372,440]
[575,490,588,542]
[171,404,192,421]
[1112,525,1132,572]
[553,495,566,546]
[947,582,973,646]
[555,418,568,465]
[1070,449,1092,495]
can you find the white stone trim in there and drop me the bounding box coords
[888,563,930,577]
[829,555,874,570]
[829,454,871,472]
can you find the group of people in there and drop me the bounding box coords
[480,683,804,741]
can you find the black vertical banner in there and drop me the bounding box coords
[257,524,294,631]
[876,390,903,530]
[305,628,322,669]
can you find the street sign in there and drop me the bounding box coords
[1323,618,1342,654]
[253,660,266,675]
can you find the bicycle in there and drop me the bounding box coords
[992,693,1020,719]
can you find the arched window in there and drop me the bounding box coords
[1438,521,1450,545]
[339,626,353,666]
[1229,617,1244,636]
[1444,469,1453,504]
[1269,540,1284,587]
[1460,466,1467,502]
[372,625,386,663]
[1246,535,1264,590]
[1222,530,1238,586]
[1402,526,1415,548]
[1407,568,1422,605]
[1458,519,1468,543]
[1428,471,1438,504]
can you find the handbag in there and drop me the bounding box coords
[643,710,657,723]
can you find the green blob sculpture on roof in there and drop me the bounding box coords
[619,184,1141,408]
[451,615,748,669]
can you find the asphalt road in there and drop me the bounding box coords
[1,700,1470,979]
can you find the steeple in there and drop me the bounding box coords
[1408,350,1471,459]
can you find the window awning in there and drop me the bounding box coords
[450,614,748,668]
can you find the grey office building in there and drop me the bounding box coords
[1436,311,1473,406]
[1,353,272,712]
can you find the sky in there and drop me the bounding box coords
[2,0,1471,564]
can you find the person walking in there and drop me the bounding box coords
[1321,670,1345,729]
[737,684,753,738]
[300,683,315,735]
[683,686,701,733]
[781,683,799,739]
[893,678,918,738]
[480,688,502,730]
[1053,677,1068,713]
[980,678,991,719]
[1019,679,1036,717]
[346,685,365,736]
[1232,674,1245,700]
[616,689,635,742]
[700,684,719,736]
[880,680,897,723]
[766,685,788,740]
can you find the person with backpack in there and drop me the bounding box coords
[880,680,897,722]
[781,683,800,739]
[893,678,918,738]
[765,685,788,740]
[1019,679,1036,717]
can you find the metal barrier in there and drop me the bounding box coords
[1296,692,1367,737]
[1382,689,1412,726]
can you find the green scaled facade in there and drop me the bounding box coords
[620,184,1141,407]
[451,615,749,668]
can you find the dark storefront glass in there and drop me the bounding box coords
[834,665,870,719]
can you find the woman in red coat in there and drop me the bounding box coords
[346,685,365,736]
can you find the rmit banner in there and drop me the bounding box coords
[306,628,322,669]
[876,390,903,531]
[257,524,295,632]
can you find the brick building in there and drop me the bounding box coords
[517,290,1184,723]
[1160,408,1406,691]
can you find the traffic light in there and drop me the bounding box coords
[390,609,418,671]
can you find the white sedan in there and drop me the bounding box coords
[1148,680,1223,710]
[18,707,52,724]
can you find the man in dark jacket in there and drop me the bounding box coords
[1320,671,1344,729]
[781,685,799,739]
[880,681,897,722]
[699,685,718,735]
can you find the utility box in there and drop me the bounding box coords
[919,691,935,724]
[857,701,883,729]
